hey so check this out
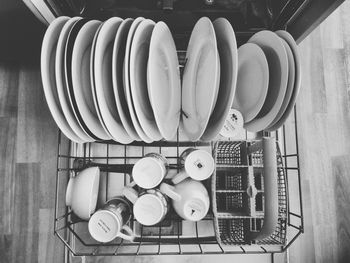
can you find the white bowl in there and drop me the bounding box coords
[65,167,100,220]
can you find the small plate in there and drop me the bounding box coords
[266,30,301,131]
[148,21,181,140]
[92,17,133,144]
[201,18,238,141]
[232,43,269,123]
[41,16,84,143]
[124,17,153,143]
[130,19,162,141]
[56,17,94,142]
[266,37,295,130]
[112,18,141,141]
[71,20,111,140]
[245,30,289,132]
[182,17,220,141]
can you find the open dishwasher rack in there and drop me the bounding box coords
[54,104,303,257]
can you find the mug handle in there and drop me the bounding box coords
[171,170,188,184]
[122,187,138,204]
[159,183,181,201]
[118,225,135,241]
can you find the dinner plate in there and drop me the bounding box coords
[266,30,301,131]
[201,18,238,141]
[64,19,101,141]
[130,19,162,141]
[71,20,112,140]
[245,30,289,132]
[90,22,112,139]
[92,17,133,144]
[265,37,295,130]
[148,21,181,140]
[41,16,84,143]
[124,17,153,143]
[112,18,141,141]
[182,17,220,141]
[232,43,269,123]
[55,17,94,142]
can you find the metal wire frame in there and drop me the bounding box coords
[54,102,303,257]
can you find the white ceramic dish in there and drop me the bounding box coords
[64,19,101,140]
[55,17,94,143]
[266,30,301,131]
[92,17,134,144]
[182,17,220,141]
[71,20,111,140]
[65,167,100,220]
[245,30,289,132]
[130,19,162,141]
[201,18,238,141]
[112,18,141,141]
[266,37,295,130]
[232,43,269,123]
[41,16,84,143]
[148,22,181,141]
[124,17,153,143]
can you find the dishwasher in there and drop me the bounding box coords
[25,0,345,261]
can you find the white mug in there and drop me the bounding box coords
[160,178,210,221]
[122,186,169,226]
[171,148,214,184]
[132,153,169,189]
[88,196,134,243]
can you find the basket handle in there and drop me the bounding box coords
[251,137,279,241]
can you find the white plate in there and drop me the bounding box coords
[64,19,100,140]
[124,17,153,143]
[201,18,238,141]
[245,30,289,132]
[182,17,220,141]
[232,43,269,123]
[266,30,301,131]
[112,18,141,141]
[71,20,111,140]
[92,17,134,144]
[56,17,94,143]
[90,22,112,139]
[41,16,84,143]
[130,19,162,141]
[266,37,295,130]
[148,22,181,140]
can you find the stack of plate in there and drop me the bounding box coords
[41,16,299,143]
[232,30,301,132]
[41,16,238,143]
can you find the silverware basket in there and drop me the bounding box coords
[212,139,287,245]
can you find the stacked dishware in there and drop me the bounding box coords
[232,30,301,132]
[41,16,300,143]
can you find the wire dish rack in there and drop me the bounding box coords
[54,108,303,257]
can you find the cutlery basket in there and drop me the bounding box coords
[54,112,303,256]
[212,140,287,245]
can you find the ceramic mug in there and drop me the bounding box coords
[88,196,134,243]
[171,148,214,184]
[122,186,169,226]
[132,153,169,189]
[160,178,210,221]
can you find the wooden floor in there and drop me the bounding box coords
[1,2,350,263]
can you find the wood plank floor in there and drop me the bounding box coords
[1,2,350,263]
